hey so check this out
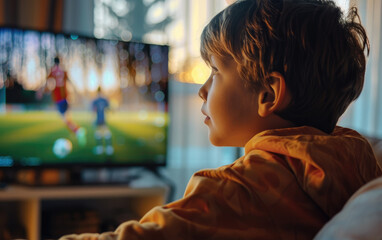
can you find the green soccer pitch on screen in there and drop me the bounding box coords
[0,27,169,169]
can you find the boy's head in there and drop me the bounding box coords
[200,0,369,134]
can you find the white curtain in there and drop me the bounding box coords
[340,0,382,138]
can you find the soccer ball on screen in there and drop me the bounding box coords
[53,138,73,158]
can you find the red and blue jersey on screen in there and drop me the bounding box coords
[48,65,68,103]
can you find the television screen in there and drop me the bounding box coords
[0,27,169,168]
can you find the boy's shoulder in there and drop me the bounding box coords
[241,126,375,177]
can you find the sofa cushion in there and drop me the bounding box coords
[314,176,382,239]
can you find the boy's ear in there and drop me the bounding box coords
[258,72,288,117]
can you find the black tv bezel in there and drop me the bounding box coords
[0,25,170,170]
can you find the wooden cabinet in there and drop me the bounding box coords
[0,185,168,240]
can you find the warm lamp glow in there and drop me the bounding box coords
[191,62,210,84]
[176,60,210,84]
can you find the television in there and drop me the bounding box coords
[0,27,169,173]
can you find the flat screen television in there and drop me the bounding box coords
[0,27,169,170]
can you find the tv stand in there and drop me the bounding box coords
[9,167,146,187]
[0,177,168,240]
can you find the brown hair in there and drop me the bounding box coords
[200,0,369,133]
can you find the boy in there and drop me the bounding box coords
[61,0,381,239]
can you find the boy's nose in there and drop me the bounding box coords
[198,84,207,101]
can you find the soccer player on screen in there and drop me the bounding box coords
[44,56,87,146]
[92,86,113,155]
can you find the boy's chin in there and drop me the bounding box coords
[208,134,223,146]
[208,132,247,147]
[208,134,236,147]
